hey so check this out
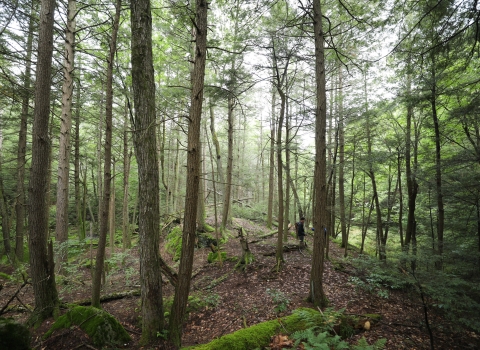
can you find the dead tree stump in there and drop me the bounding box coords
[235,227,254,271]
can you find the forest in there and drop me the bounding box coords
[0,0,479,349]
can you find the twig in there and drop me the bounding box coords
[123,326,141,335]
[0,281,28,316]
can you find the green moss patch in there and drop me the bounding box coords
[185,308,320,350]
[43,306,131,347]
[0,318,30,350]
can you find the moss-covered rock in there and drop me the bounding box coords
[184,308,321,350]
[0,318,30,350]
[43,306,131,347]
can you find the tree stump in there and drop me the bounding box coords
[235,227,254,271]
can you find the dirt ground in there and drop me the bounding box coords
[1,217,479,349]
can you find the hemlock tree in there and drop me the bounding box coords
[169,0,208,346]
[131,0,164,343]
[28,0,59,324]
[91,0,121,308]
[308,0,328,307]
[55,0,77,271]
[15,1,37,262]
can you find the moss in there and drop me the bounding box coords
[43,306,131,347]
[184,308,321,350]
[0,318,30,350]
[166,226,183,261]
[207,251,227,263]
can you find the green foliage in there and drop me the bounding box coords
[0,318,30,350]
[352,337,387,350]
[207,251,227,263]
[231,203,266,222]
[0,272,12,281]
[348,276,389,299]
[266,288,290,314]
[43,306,131,347]
[187,308,322,350]
[165,226,183,261]
[163,292,220,319]
[292,329,348,350]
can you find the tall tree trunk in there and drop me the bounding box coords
[430,56,444,270]
[173,125,180,212]
[197,138,207,231]
[91,0,121,308]
[267,89,276,229]
[275,88,285,266]
[397,148,404,248]
[15,1,36,261]
[159,111,171,214]
[131,0,164,343]
[404,70,418,255]
[338,66,347,251]
[309,0,328,307]
[169,1,207,346]
[284,88,291,241]
[28,0,59,323]
[74,61,84,240]
[55,0,77,272]
[109,159,116,257]
[345,137,356,257]
[221,95,234,231]
[122,107,132,250]
[0,168,11,257]
[209,100,224,197]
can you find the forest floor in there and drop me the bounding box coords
[1,217,479,349]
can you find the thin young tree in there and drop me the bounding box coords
[15,0,37,261]
[91,0,121,308]
[55,0,77,271]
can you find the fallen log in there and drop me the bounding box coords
[262,244,302,256]
[73,290,141,306]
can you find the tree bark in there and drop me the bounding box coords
[209,100,225,197]
[309,0,328,307]
[91,0,121,308]
[221,95,234,232]
[28,0,59,323]
[15,1,36,261]
[430,55,444,270]
[130,0,164,343]
[267,86,276,229]
[169,1,208,346]
[338,66,347,252]
[55,0,77,272]
[122,108,132,250]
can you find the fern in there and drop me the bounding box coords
[292,329,349,350]
[351,337,387,350]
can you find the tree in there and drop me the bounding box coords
[91,0,121,308]
[15,0,37,262]
[28,0,59,324]
[308,0,328,307]
[169,0,208,345]
[130,0,164,343]
[55,0,77,271]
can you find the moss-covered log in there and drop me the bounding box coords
[184,308,321,350]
